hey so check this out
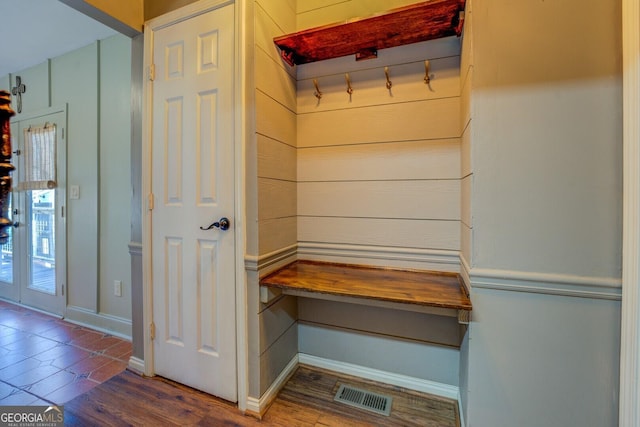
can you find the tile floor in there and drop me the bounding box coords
[0,299,131,406]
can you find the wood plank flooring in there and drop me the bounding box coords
[64,365,459,426]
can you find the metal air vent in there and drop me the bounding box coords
[334,384,392,416]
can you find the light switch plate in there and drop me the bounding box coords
[114,280,122,297]
[69,185,79,200]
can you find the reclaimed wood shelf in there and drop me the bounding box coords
[273,0,466,66]
[260,260,472,323]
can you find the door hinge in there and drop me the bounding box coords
[61,284,65,296]
[148,193,154,211]
[147,64,155,81]
[61,205,64,218]
[61,127,65,139]
[149,322,156,340]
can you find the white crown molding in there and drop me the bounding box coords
[620,0,640,424]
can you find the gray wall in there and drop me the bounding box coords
[0,35,133,337]
[461,0,622,425]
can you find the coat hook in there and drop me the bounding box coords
[384,67,392,90]
[313,79,322,99]
[345,73,353,95]
[424,60,431,85]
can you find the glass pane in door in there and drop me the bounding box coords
[29,190,55,294]
[0,193,13,283]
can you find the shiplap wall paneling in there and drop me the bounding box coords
[259,179,297,220]
[258,295,298,395]
[299,298,462,347]
[297,98,460,148]
[298,138,460,181]
[293,0,466,398]
[255,47,297,109]
[258,134,296,182]
[298,180,460,220]
[296,0,434,30]
[256,90,296,147]
[298,217,460,250]
[460,0,474,276]
[254,0,298,401]
[256,0,296,78]
[259,217,298,255]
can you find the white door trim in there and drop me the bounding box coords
[141,0,248,411]
[8,105,68,318]
[620,0,640,425]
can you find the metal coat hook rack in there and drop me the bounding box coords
[313,79,322,99]
[384,67,392,90]
[424,60,431,85]
[345,73,353,95]
[309,61,435,100]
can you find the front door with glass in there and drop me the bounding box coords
[0,110,66,316]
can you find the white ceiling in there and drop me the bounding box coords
[0,0,117,78]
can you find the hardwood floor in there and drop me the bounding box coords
[65,365,459,426]
[266,366,459,426]
[0,300,459,426]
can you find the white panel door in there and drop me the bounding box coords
[151,3,236,402]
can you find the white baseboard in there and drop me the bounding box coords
[246,353,299,417]
[248,353,464,422]
[64,306,132,339]
[298,353,460,401]
[127,356,145,374]
[458,390,466,427]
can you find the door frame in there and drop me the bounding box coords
[620,0,640,424]
[141,0,249,410]
[5,105,68,317]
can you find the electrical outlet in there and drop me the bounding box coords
[114,280,122,297]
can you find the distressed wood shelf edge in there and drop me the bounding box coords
[260,260,472,324]
[273,0,466,66]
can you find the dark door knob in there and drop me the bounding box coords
[200,217,230,231]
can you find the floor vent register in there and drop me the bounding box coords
[333,384,392,416]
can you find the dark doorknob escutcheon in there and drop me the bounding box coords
[200,217,230,231]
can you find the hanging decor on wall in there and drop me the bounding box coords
[0,90,16,244]
[11,75,26,114]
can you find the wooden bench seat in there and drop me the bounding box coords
[259,260,472,324]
